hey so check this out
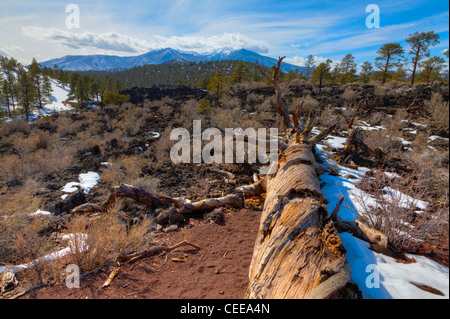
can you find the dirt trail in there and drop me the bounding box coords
[23,209,261,299]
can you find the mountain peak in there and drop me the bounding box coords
[39,47,306,72]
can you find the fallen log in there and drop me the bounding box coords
[245,58,358,299]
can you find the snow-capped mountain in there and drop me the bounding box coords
[39,48,306,73]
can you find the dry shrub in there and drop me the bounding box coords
[341,88,360,101]
[0,182,42,265]
[14,217,57,286]
[0,119,30,136]
[180,99,199,120]
[220,95,242,110]
[101,155,149,185]
[374,86,389,96]
[13,130,54,156]
[299,95,320,114]
[364,130,403,156]
[55,116,82,136]
[288,78,308,86]
[351,169,446,250]
[246,93,264,106]
[153,127,173,169]
[0,154,23,182]
[64,212,154,272]
[426,93,449,132]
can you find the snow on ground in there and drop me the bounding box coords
[429,135,449,142]
[62,172,101,196]
[315,136,449,299]
[0,233,88,275]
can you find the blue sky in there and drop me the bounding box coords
[0,0,448,67]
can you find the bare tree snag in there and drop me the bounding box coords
[334,119,387,166]
[246,58,356,299]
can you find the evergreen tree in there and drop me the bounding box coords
[305,55,316,80]
[336,54,358,83]
[29,58,45,108]
[406,31,440,85]
[229,61,250,85]
[311,59,332,90]
[207,70,228,107]
[418,56,446,84]
[392,63,408,82]
[17,67,36,122]
[359,62,373,83]
[75,75,90,108]
[375,43,405,84]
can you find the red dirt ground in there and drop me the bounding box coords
[22,208,262,299]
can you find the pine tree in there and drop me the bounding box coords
[375,43,405,84]
[406,31,440,85]
[207,70,228,107]
[336,54,358,83]
[29,58,45,108]
[75,75,90,108]
[229,61,250,85]
[305,55,316,80]
[311,59,332,90]
[418,56,446,84]
[17,67,36,122]
[359,62,373,83]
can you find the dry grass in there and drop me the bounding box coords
[64,212,155,273]
[426,93,449,132]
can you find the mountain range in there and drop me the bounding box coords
[39,48,306,73]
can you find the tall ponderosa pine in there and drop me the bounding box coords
[406,31,440,85]
[375,43,405,84]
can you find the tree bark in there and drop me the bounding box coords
[246,58,357,299]
[245,142,353,299]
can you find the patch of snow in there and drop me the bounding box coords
[62,182,81,193]
[79,172,101,194]
[62,172,101,195]
[314,144,447,299]
[323,135,347,149]
[429,135,449,142]
[30,210,52,217]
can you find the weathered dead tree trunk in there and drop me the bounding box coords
[245,58,358,299]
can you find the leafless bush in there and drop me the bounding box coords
[0,119,30,136]
[350,169,446,250]
[426,93,449,132]
[341,88,360,101]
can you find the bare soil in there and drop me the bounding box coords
[22,208,261,299]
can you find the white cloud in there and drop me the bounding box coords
[0,45,25,54]
[285,55,330,67]
[20,26,269,55]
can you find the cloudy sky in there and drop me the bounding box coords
[0,0,448,66]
